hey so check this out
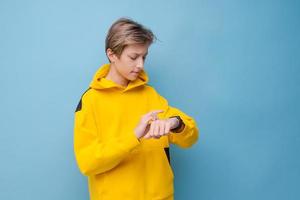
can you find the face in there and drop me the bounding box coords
[108,43,150,81]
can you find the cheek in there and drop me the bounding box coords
[118,61,134,74]
[124,61,135,72]
[118,56,135,72]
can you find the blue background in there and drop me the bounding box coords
[1,0,299,199]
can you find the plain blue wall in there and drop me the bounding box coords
[1,0,299,199]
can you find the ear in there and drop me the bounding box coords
[106,48,117,63]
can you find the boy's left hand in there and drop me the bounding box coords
[143,118,179,139]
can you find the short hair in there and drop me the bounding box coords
[105,17,157,61]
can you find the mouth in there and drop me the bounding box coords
[131,71,140,75]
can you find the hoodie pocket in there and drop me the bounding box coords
[144,148,174,198]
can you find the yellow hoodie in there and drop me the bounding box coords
[73,63,199,200]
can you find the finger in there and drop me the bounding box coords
[150,110,164,115]
[152,115,158,120]
[153,121,160,137]
[154,135,161,139]
[146,115,157,125]
[165,121,171,135]
[159,121,165,136]
[144,123,151,133]
[145,110,163,118]
[150,110,164,119]
[147,120,163,139]
[148,120,155,138]
[143,133,151,139]
[147,117,154,125]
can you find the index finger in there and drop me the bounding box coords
[150,110,164,115]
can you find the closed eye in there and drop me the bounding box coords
[129,56,137,60]
[129,54,147,60]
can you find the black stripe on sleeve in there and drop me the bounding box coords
[75,87,91,112]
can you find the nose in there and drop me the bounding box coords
[136,58,144,70]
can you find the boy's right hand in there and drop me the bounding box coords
[134,110,164,139]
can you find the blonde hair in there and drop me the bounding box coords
[105,17,157,61]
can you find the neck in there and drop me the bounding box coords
[105,63,129,87]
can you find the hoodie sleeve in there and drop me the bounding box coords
[155,91,199,148]
[73,91,141,176]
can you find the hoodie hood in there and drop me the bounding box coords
[89,63,149,92]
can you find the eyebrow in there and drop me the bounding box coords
[131,52,148,56]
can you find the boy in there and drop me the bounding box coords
[74,17,199,200]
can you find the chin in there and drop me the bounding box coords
[127,77,137,81]
[127,74,138,81]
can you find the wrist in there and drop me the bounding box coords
[169,117,179,129]
[169,116,185,133]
